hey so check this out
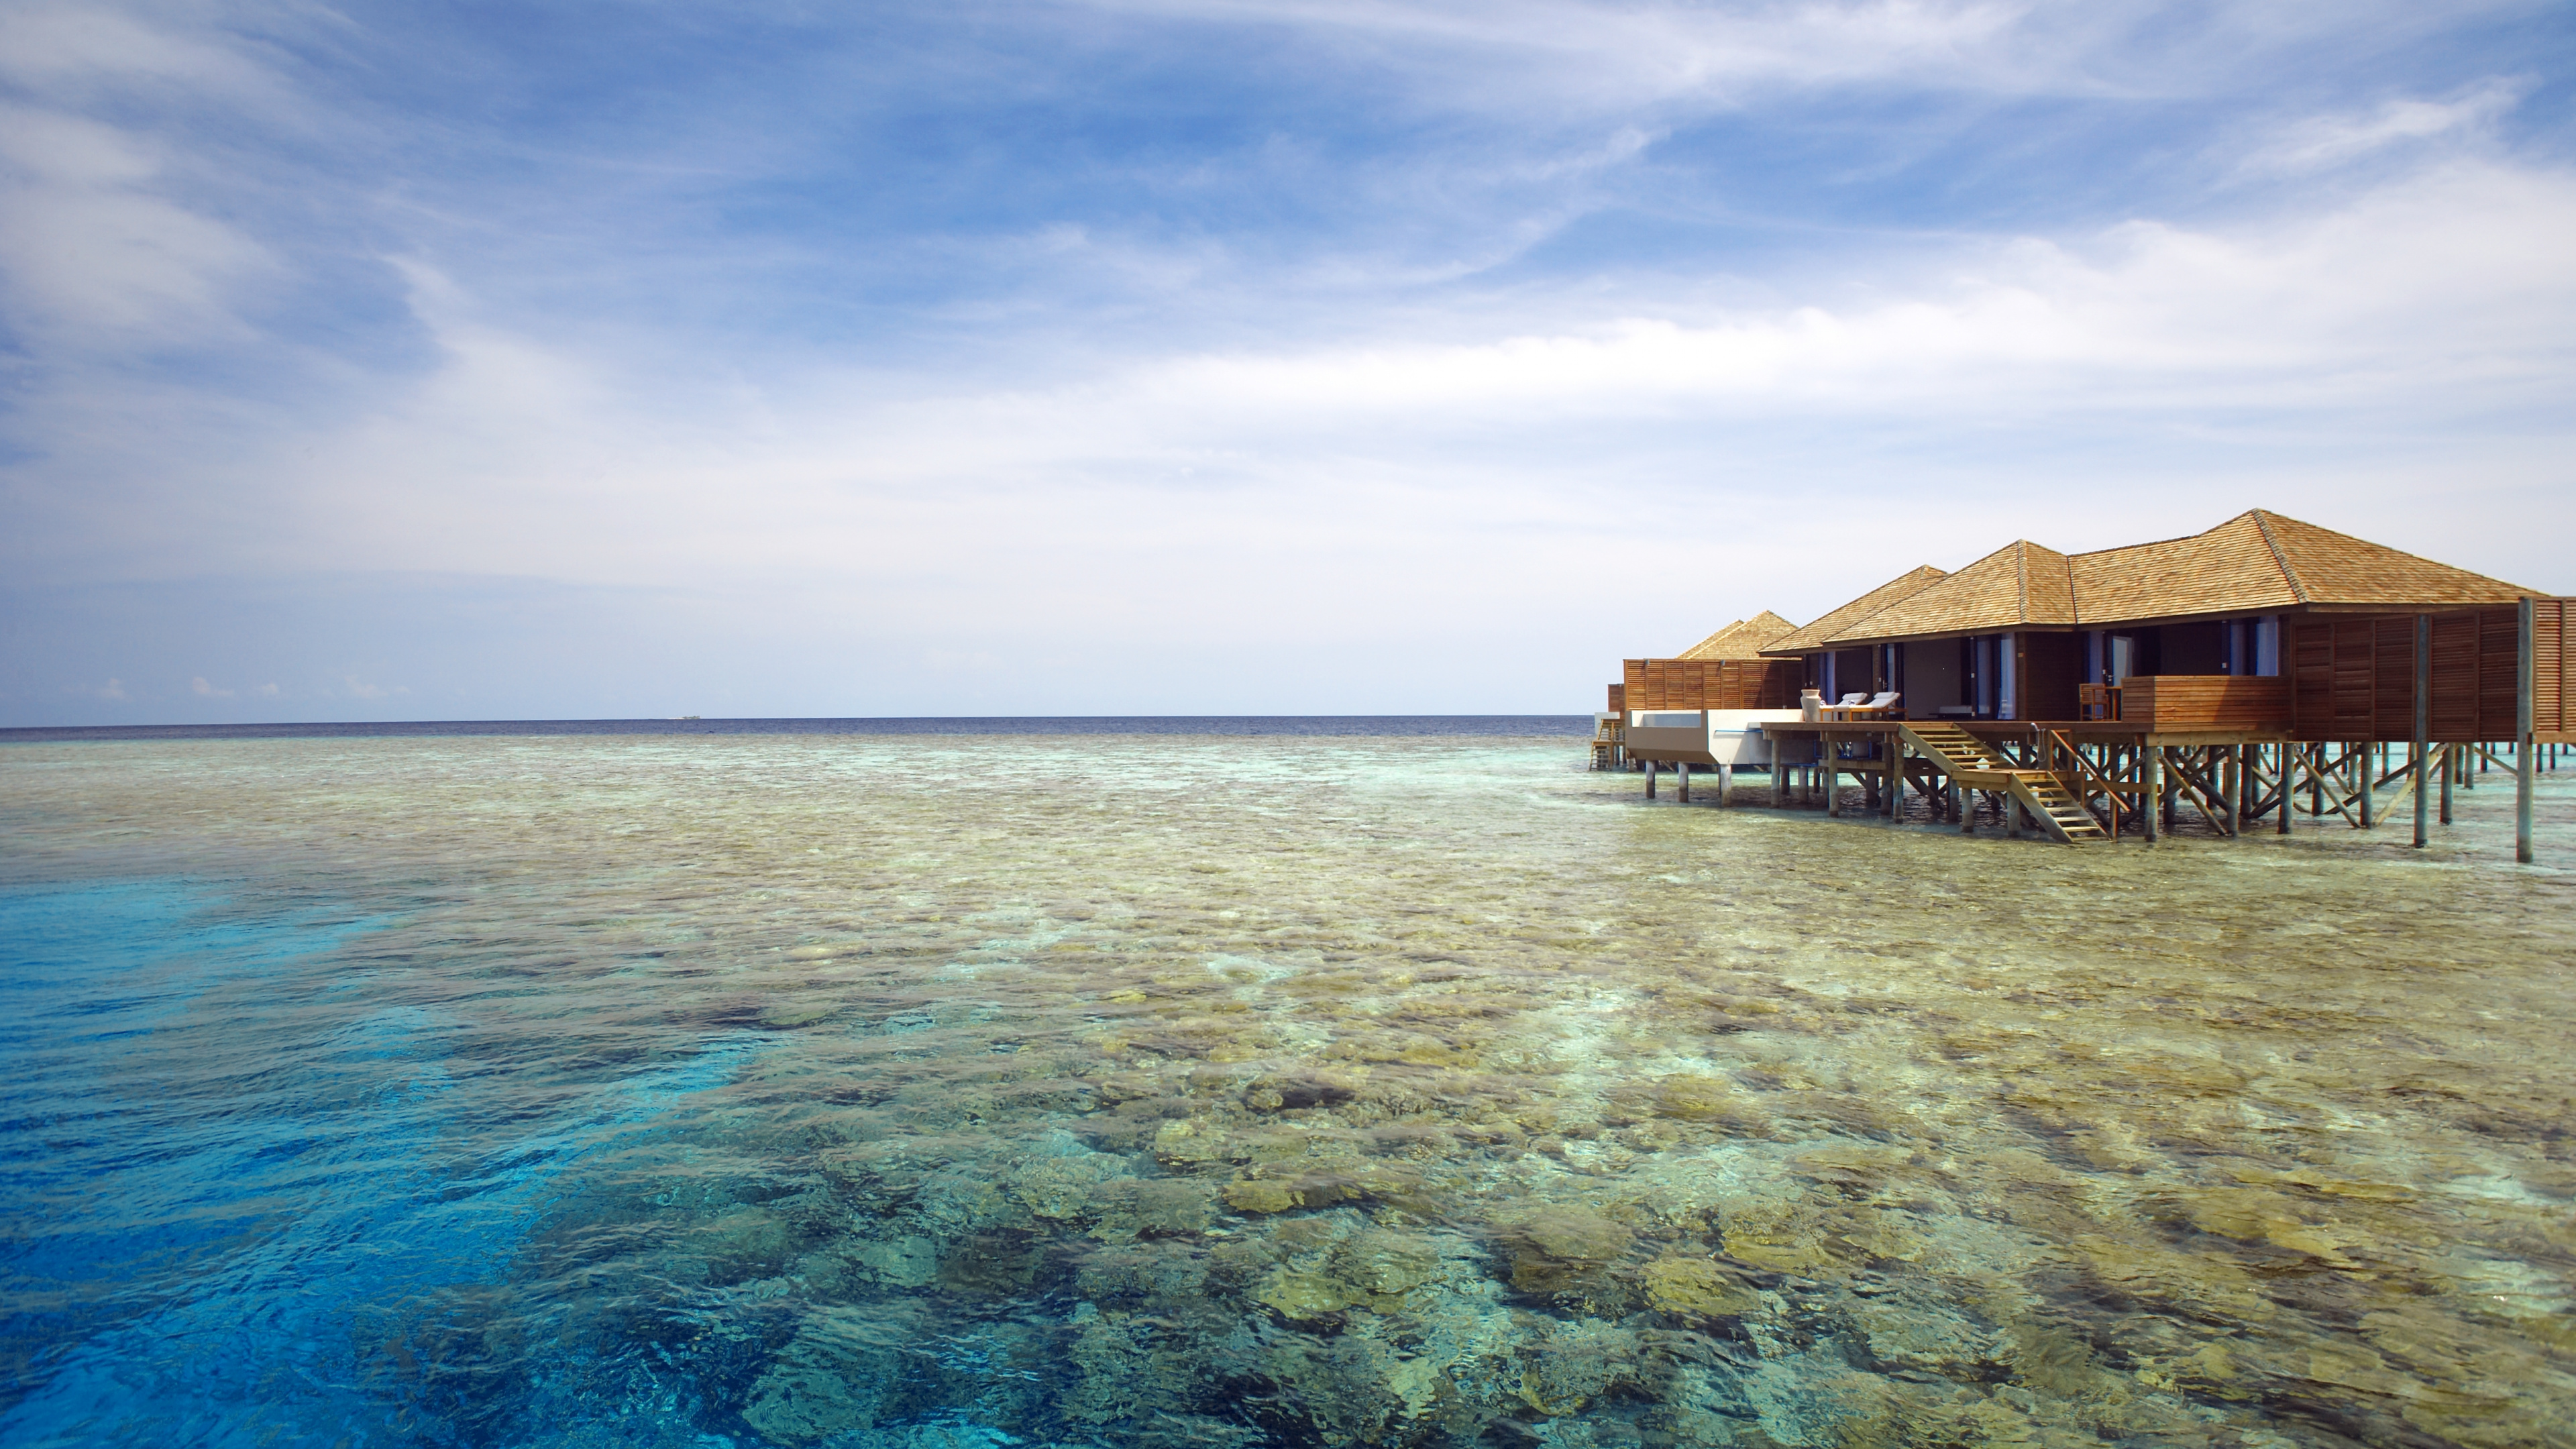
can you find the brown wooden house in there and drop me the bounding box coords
[1758,511,2552,741]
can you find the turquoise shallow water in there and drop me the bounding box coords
[2,733,2572,1448]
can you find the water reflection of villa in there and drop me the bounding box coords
[1598,511,2570,861]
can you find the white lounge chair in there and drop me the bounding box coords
[1836,691,1902,718]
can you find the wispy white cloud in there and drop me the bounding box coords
[0,0,298,352]
[0,102,272,344]
[1075,0,2063,106]
[191,675,234,697]
[1064,0,2520,111]
[0,3,282,97]
[2240,80,2523,175]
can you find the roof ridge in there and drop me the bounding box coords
[2249,509,2310,604]
[2015,541,2029,621]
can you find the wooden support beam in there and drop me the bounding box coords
[2277,743,2294,836]
[2167,753,2232,836]
[1646,759,1657,800]
[2440,743,2453,825]
[2143,749,2160,843]
[2521,598,2537,865]
[1678,761,1690,804]
[2229,744,2247,837]
[2414,614,2431,849]
[1825,745,1841,817]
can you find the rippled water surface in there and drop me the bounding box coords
[3,731,2573,1448]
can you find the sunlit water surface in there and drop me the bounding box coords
[3,731,2572,1448]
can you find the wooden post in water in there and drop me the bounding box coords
[1717,763,1731,807]
[2520,597,2536,865]
[2357,741,2374,829]
[2227,744,2245,836]
[2414,614,2431,849]
[1824,744,1840,817]
[1678,761,1690,804]
[1645,759,1657,800]
[2142,747,2160,843]
[1886,736,1903,820]
[2440,743,2454,826]
[2277,743,2294,835]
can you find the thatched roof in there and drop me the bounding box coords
[1677,610,1796,659]
[1757,566,1949,657]
[1822,541,2074,645]
[2070,510,2534,624]
[1804,511,2534,648]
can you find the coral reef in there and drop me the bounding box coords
[24,733,2571,1447]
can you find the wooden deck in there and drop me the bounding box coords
[1621,714,2558,848]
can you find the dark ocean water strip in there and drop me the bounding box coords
[1,716,1593,744]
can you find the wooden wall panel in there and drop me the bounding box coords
[1617,658,1802,712]
[2429,614,2480,740]
[1607,683,1625,715]
[2290,606,2532,741]
[2124,676,2292,728]
[2293,622,2335,735]
[2330,620,2375,736]
[2016,633,2082,721]
[2539,600,2569,735]
[2481,609,2522,739]
[2373,619,2413,733]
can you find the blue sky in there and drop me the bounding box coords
[4,0,2572,722]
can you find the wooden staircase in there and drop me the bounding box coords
[1898,723,2108,843]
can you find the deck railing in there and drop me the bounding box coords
[2039,727,2125,837]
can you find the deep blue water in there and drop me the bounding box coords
[0,880,761,1447]
[1,716,1591,745]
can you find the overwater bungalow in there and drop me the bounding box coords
[1603,511,2571,861]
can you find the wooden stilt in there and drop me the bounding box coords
[2520,598,2536,865]
[2357,742,2374,828]
[2227,744,2245,837]
[2414,614,2431,849]
[1646,759,1657,800]
[1717,763,1732,807]
[1887,737,1903,820]
[1825,745,1841,817]
[2143,748,2160,842]
[1678,761,1690,804]
[2440,743,2454,826]
[2277,743,2293,835]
